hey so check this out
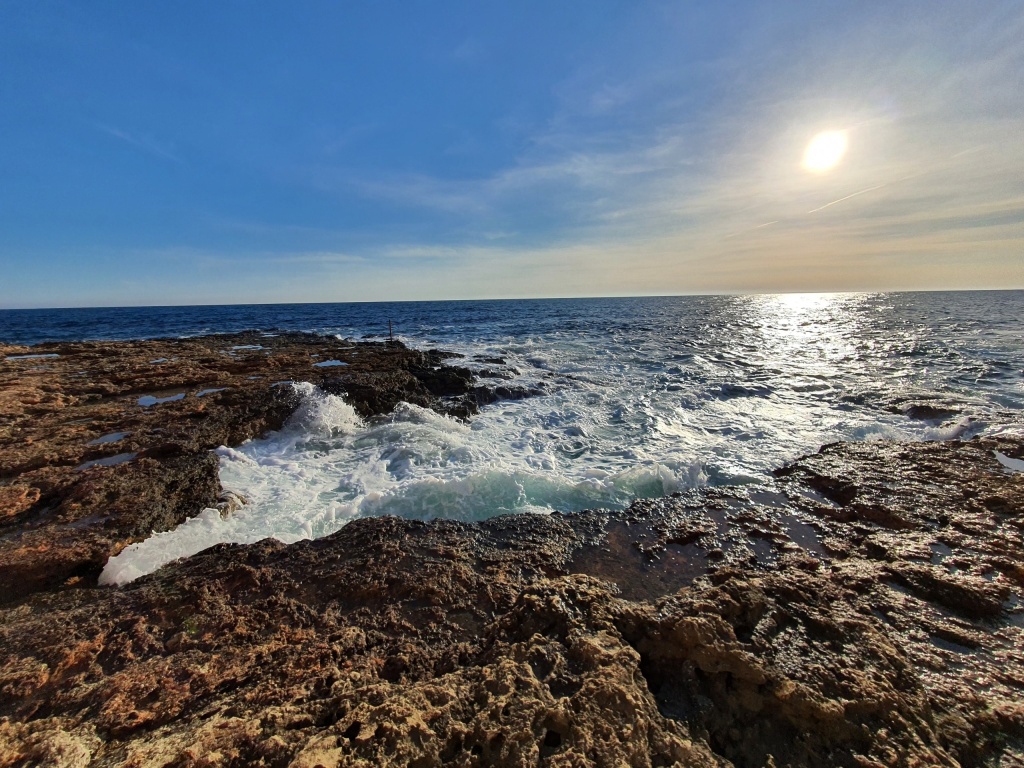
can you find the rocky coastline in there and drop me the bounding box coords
[1,334,1022,766]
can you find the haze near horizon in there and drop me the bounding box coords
[2,1,1022,309]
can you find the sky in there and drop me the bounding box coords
[1,1,1022,308]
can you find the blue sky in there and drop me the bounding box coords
[1,1,1022,307]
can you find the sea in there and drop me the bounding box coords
[2,291,1022,584]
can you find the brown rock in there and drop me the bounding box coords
[0,485,40,519]
[0,333,536,606]
[0,332,1022,765]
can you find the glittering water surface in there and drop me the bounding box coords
[4,293,1019,583]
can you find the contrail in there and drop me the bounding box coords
[724,220,778,239]
[808,183,887,214]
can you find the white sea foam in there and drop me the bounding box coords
[100,382,710,583]
[98,292,1024,585]
[922,416,982,441]
[986,425,1024,439]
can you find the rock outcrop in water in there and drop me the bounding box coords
[1,335,1022,766]
[0,333,527,604]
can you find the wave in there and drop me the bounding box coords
[100,384,708,585]
[93,292,1023,585]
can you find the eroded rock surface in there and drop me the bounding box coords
[1,335,1022,766]
[0,334,521,603]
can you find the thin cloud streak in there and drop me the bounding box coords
[93,123,183,164]
[807,185,889,214]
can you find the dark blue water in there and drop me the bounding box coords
[3,292,1022,420]
[8,291,1021,584]
[1,292,1021,357]
[0,298,600,346]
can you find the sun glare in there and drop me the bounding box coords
[802,130,848,173]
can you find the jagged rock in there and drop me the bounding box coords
[0,334,479,605]
[1,333,1022,765]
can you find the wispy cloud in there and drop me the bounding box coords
[451,36,485,62]
[33,2,1021,306]
[199,249,366,268]
[340,131,701,238]
[419,4,1024,292]
[93,122,183,163]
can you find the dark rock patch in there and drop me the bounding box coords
[0,334,483,605]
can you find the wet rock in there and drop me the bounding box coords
[470,383,545,408]
[1,333,1023,765]
[902,403,961,421]
[408,361,475,398]
[0,333,480,605]
[318,347,477,419]
[0,434,1021,764]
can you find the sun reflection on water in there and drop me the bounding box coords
[735,293,874,438]
[749,293,866,374]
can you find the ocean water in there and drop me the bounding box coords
[3,292,1022,583]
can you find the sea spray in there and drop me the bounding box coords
[93,292,1024,585]
[101,382,709,584]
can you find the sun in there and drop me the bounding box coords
[802,130,848,173]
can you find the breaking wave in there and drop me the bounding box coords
[99,292,1023,584]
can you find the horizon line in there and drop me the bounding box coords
[2,286,1023,313]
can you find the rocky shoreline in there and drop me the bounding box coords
[0,332,534,603]
[1,334,1022,766]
